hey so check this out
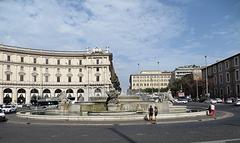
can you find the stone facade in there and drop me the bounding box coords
[202,53,240,98]
[0,44,120,104]
[172,65,202,80]
[129,70,171,90]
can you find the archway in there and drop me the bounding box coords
[77,89,84,101]
[17,88,26,104]
[43,89,51,98]
[55,89,62,97]
[30,88,39,105]
[94,88,102,96]
[3,88,12,104]
[66,89,74,100]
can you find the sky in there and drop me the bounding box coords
[0,0,239,93]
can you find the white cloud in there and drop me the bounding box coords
[0,0,189,92]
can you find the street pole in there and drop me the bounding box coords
[205,56,209,98]
[196,75,199,101]
[137,63,140,95]
[157,61,160,95]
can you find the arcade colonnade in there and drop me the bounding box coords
[0,86,106,104]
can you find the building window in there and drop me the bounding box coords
[68,60,71,65]
[96,76,100,82]
[21,57,24,62]
[220,88,223,96]
[219,74,223,84]
[218,63,222,72]
[235,69,239,81]
[7,65,10,70]
[68,77,71,82]
[79,68,82,72]
[7,55,10,61]
[6,74,10,81]
[57,77,60,82]
[225,61,229,69]
[226,72,230,83]
[79,76,82,82]
[20,75,24,81]
[96,59,99,65]
[79,60,82,65]
[68,68,71,72]
[214,75,217,85]
[33,76,37,82]
[33,58,37,63]
[57,68,60,72]
[20,66,24,71]
[46,59,49,64]
[234,57,239,66]
[227,85,230,95]
[45,76,48,82]
[57,59,60,65]
[96,67,99,72]
[33,67,36,71]
[45,68,48,72]
[237,84,240,95]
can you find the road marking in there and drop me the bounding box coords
[192,138,240,143]
[136,133,144,136]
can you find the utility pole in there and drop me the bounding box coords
[205,56,209,98]
[137,63,140,95]
[157,61,160,95]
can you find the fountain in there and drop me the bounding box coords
[17,89,206,121]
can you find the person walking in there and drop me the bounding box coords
[148,105,153,121]
[154,106,158,121]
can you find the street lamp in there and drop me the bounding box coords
[157,61,160,95]
[137,63,140,94]
[205,56,209,98]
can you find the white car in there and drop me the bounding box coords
[235,99,240,106]
[216,98,223,103]
[2,105,16,113]
[0,109,6,121]
[204,99,217,104]
[174,98,188,104]
[225,98,233,104]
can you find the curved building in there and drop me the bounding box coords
[0,44,121,104]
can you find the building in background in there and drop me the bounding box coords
[171,65,202,80]
[129,70,171,94]
[202,53,240,99]
[0,44,120,104]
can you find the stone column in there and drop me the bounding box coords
[73,88,78,102]
[0,87,3,104]
[12,88,17,104]
[25,88,30,104]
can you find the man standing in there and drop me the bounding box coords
[154,106,158,121]
[148,105,153,121]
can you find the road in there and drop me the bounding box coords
[0,103,240,143]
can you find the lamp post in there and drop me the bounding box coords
[157,61,160,95]
[195,74,199,101]
[205,56,209,98]
[137,63,140,95]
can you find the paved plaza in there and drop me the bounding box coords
[1,103,240,143]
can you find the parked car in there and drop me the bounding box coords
[204,98,217,104]
[225,98,233,104]
[216,98,223,103]
[174,98,188,104]
[2,105,17,113]
[234,99,240,106]
[0,108,6,121]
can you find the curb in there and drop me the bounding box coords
[5,111,233,126]
[16,111,206,121]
